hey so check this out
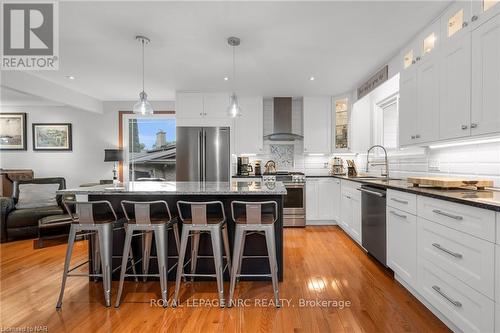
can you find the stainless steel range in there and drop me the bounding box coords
[264,171,306,227]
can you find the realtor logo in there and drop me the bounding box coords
[1,1,59,70]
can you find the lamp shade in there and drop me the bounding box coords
[104,149,124,162]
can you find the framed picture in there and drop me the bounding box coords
[32,123,72,151]
[0,113,27,150]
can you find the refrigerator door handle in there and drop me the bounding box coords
[203,130,207,181]
[198,130,202,181]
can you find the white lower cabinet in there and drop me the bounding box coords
[306,179,319,221]
[418,217,495,299]
[387,208,417,288]
[339,180,361,244]
[386,189,498,332]
[306,178,339,223]
[496,244,500,332]
[418,257,495,333]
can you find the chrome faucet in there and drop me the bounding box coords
[366,145,389,179]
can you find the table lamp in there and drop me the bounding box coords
[104,149,124,184]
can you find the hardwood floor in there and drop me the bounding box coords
[0,226,450,332]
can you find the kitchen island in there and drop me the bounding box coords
[58,181,287,281]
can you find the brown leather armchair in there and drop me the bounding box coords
[0,177,66,242]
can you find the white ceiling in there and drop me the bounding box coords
[29,1,450,101]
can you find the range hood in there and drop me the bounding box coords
[264,97,303,141]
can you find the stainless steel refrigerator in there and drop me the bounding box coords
[176,126,230,181]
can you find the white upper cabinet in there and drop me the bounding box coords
[471,0,500,27]
[176,92,231,119]
[415,52,440,143]
[234,97,263,154]
[203,93,229,118]
[439,2,472,140]
[350,94,372,152]
[303,96,332,153]
[399,66,418,146]
[399,54,439,146]
[176,92,204,118]
[471,12,500,136]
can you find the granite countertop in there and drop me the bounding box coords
[328,175,500,212]
[58,181,287,196]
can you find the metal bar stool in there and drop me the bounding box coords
[115,200,180,308]
[228,201,280,307]
[56,200,137,308]
[173,201,231,307]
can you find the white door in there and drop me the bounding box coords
[318,179,335,220]
[399,66,418,146]
[439,33,471,140]
[340,190,352,232]
[306,179,319,221]
[471,13,500,136]
[234,97,263,154]
[415,53,440,143]
[332,179,341,222]
[303,97,331,153]
[350,194,362,243]
[203,93,229,118]
[387,208,417,288]
[176,92,204,118]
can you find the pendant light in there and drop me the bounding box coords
[227,36,242,117]
[133,35,154,116]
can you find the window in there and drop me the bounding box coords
[423,33,436,54]
[448,9,464,37]
[123,114,176,181]
[403,50,413,69]
[334,98,349,149]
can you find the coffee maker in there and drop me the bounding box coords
[237,157,253,176]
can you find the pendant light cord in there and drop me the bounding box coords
[232,45,236,92]
[141,39,145,93]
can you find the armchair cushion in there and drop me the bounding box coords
[7,206,64,229]
[15,183,59,209]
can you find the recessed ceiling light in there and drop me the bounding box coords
[224,77,229,81]
[65,75,75,80]
[309,76,315,81]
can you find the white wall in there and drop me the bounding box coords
[0,101,175,188]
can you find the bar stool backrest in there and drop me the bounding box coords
[176,201,225,225]
[120,200,172,225]
[231,201,278,225]
[63,200,117,225]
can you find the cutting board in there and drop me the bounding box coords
[407,176,493,190]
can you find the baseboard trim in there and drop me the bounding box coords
[305,220,337,226]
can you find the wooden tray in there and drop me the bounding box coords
[407,176,494,190]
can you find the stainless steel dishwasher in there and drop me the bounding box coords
[359,185,387,266]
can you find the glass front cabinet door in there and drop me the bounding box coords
[332,96,350,150]
[471,0,500,27]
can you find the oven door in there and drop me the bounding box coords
[283,183,305,226]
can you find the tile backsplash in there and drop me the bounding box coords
[237,141,500,187]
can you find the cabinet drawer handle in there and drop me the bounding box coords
[390,211,407,219]
[432,285,462,307]
[411,135,416,140]
[470,123,478,129]
[461,124,468,130]
[415,134,420,139]
[432,243,463,258]
[471,15,478,22]
[391,198,408,205]
[432,209,463,220]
